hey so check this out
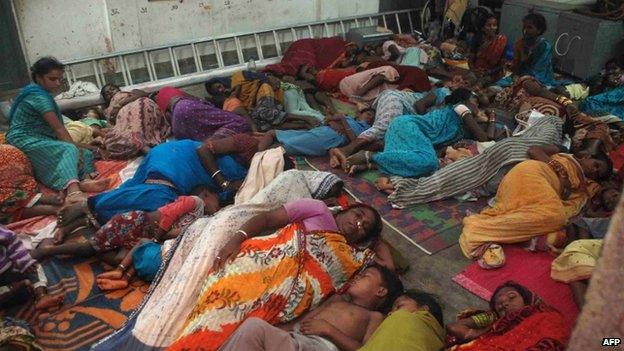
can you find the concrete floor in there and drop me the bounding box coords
[380,226,488,324]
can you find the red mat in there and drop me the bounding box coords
[452,245,579,329]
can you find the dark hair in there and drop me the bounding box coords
[489,281,534,313]
[30,56,65,82]
[594,151,614,181]
[472,15,498,54]
[523,13,547,35]
[359,107,376,115]
[369,264,404,313]
[444,87,473,105]
[344,203,383,243]
[100,83,119,101]
[402,290,444,326]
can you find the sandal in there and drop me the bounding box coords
[475,243,505,269]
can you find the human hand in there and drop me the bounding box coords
[224,180,243,192]
[300,318,335,337]
[559,175,571,200]
[213,236,244,271]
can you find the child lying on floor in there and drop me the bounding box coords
[219,264,403,351]
[264,108,375,157]
[0,226,63,312]
[446,281,570,350]
[359,290,445,351]
[31,191,220,288]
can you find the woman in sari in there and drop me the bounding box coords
[470,15,507,84]
[447,281,570,350]
[498,13,566,87]
[0,145,62,224]
[385,116,563,207]
[154,86,250,141]
[225,71,320,131]
[6,57,107,204]
[344,89,498,178]
[56,134,262,243]
[98,84,170,159]
[90,170,355,350]
[167,198,383,350]
[459,147,611,266]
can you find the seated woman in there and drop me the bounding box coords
[154,86,250,141]
[6,57,108,204]
[1,145,63,224]
[344,89,499,178]
[56,133,264,237]
[166,198,383,350]
[383,116,564,207]
[447,281,570,350]
[499,13,562,87]
[267,108,375,156]
[460,146,612,267]
[469,15,507,85]
[224,71,320,131]
[99,84,171,159]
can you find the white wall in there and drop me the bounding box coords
[15,0,379,64]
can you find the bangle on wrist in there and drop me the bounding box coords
[117,264,126,271]
[221,180,230,189]
[237,230,249,240]
[211,169,222,179]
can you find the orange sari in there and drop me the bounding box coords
[167,223,372,351]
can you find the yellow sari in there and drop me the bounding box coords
[460,154,596,258]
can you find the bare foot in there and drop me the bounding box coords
[57,203,88,226]
[97,278,129,291]
[329,148,348,169]
[348,164,368,176]
[346,151,367,167]
[39,193,64,206]
[375,176,395,195]
[64,191,88,205]
[35,294,64,310]
[31,241,54,260]
[79,178,110,193]
[97,270,124,280]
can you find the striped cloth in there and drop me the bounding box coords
[388,115,564,207]
[0,226,36,275]
[359,90,424,142]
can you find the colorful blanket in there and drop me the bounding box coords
[305,157,487,254]
[3,256,148,351]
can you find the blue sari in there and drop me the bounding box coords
[276,117,370,156]
[580,86,624,120]
[373,106,463,177]
[89,140,247,223]
[498,38,569,87]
